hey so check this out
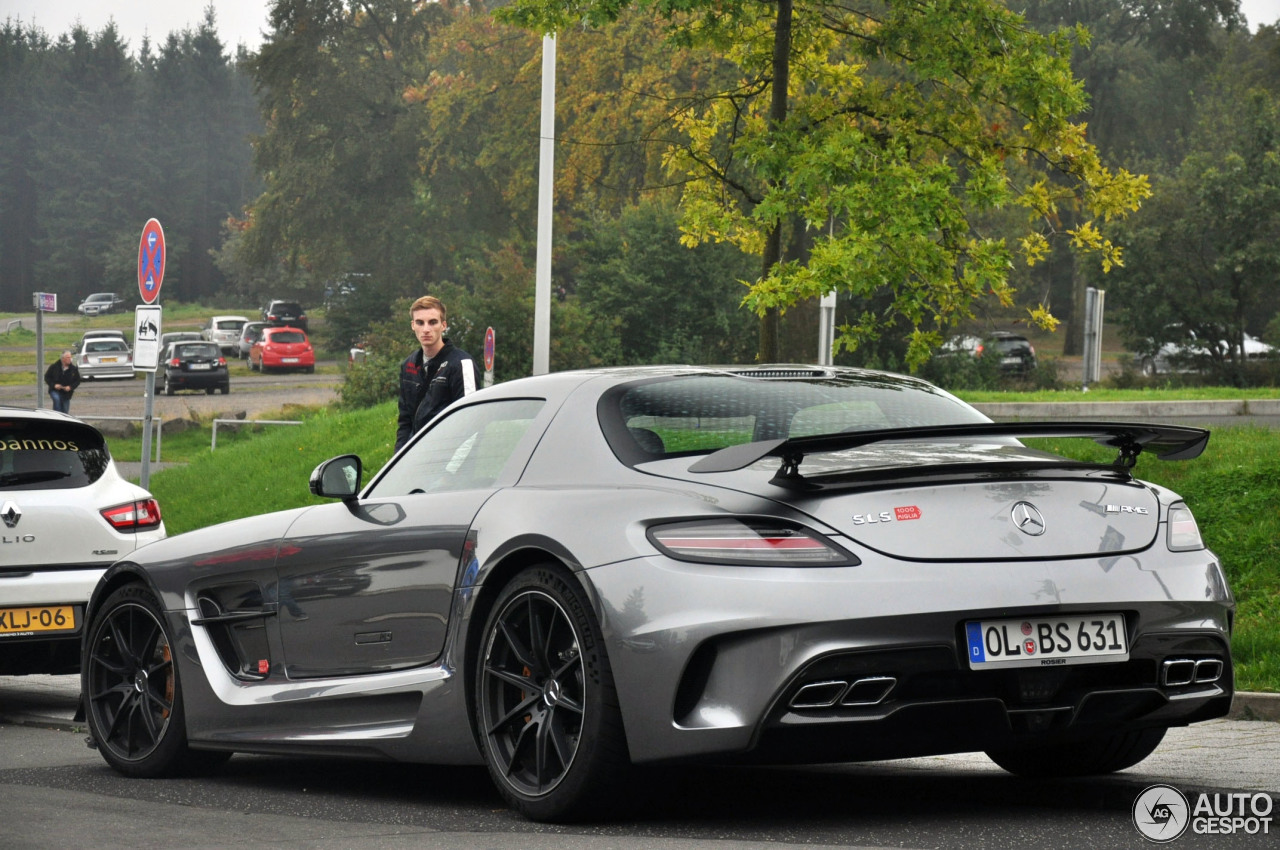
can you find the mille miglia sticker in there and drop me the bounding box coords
[852,506,921,525]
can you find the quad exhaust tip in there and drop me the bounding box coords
[790,676,897,709]
[1162,657,1223,687]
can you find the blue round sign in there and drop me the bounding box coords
[137,218,165,304]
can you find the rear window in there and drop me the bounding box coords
[599,371,989,461]
[0,419,109,489]
[175,344,220,358]
[215,319,246,330]
[271,302,303,314]
[267,330,306,344]
[87,341,128,353]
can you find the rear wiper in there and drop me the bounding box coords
[0,470,72,486]
[688,421,1210,483]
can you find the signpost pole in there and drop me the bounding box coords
[35,305,44,410]
[32,292,56,409]
[137,219,166,488]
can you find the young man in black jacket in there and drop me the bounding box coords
[395,296,480,450]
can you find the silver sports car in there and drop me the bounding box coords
[81,366,1234,821]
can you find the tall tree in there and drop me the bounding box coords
[501,0,1151,367]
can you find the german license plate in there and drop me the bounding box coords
[190,362,211,370]
[100,357,119,363]
[0,605,76,634]
[966,613,1127,669]
[282,357,299,363]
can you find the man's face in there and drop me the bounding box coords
[411,307,447,352]
[61,352,72,365]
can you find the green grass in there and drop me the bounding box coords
[130,405,1280,693]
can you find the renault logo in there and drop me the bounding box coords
[1,501,20,529]
[1011,501,1046,536]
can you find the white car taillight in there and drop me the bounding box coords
[101,499,163,532]
[648,519,857,566]
[1167,502,1204,551]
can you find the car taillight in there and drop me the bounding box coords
[169,358,181,367]
[975,343,985,356]
[101,499,162,532]
[648,519,857,566]
[1167,502,1204,551]
[218,357,227,366]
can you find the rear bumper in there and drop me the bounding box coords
[167,371,228,390]
[586,550,1234,764]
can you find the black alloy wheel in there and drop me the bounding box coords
[83,583,216,777]
[476,565,629,821]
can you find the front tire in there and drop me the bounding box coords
[83,583,218,777]
[475,565,630,821]
[985,727,1167,777]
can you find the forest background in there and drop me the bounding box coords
[2,0,1280,395]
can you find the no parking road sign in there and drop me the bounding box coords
[137,218,165,304]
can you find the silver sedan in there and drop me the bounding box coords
[77,338,134,380]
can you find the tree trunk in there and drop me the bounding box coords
[758,0,792,363]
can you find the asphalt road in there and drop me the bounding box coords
[1,674,1277,849]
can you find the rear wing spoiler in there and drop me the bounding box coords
[688,421,1210,481]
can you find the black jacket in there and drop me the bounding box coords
[396,341,479,450]
[43,359,82,396]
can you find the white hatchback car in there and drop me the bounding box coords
[0,409,165,674]
[202,315,250,356]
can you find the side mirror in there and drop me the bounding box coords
[309,455,362,501]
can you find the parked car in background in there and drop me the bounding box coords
[1138,330,1276,377]
[76,292,125,316]
[159,341,230,396]
[202,315,250,356]
[158,331,204,350]
[250,326,315,373]
[73,329,126,355]
[940,331,1037,374]
[261,300,308,331]
[0,408,165,675]
[77,365,1232,821]
[77,338,134,380]
[236,321,267,361]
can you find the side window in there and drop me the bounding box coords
[368,399,544,498]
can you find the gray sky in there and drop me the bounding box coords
[0,0,1277,54]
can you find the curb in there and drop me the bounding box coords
[1229,691,1280,723]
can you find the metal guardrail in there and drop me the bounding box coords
[211,418,302,450]
[76,415,163,463]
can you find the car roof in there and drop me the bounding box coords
[210,314,249,321]
[82,329,125,337]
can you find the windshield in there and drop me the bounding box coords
[599,371,990,462]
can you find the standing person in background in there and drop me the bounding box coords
[44,350,81,414]
[395,296,480,450]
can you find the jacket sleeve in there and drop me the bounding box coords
[67,365,82,392]
[395,360,415,450]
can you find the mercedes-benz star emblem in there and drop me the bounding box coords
[1011,501,1046,536]
[0,501,20,529]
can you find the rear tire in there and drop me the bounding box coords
[985,727,1167,777]
[163,376,174,395]
[475,564,630,821]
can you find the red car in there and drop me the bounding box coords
[249,326,315,373]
